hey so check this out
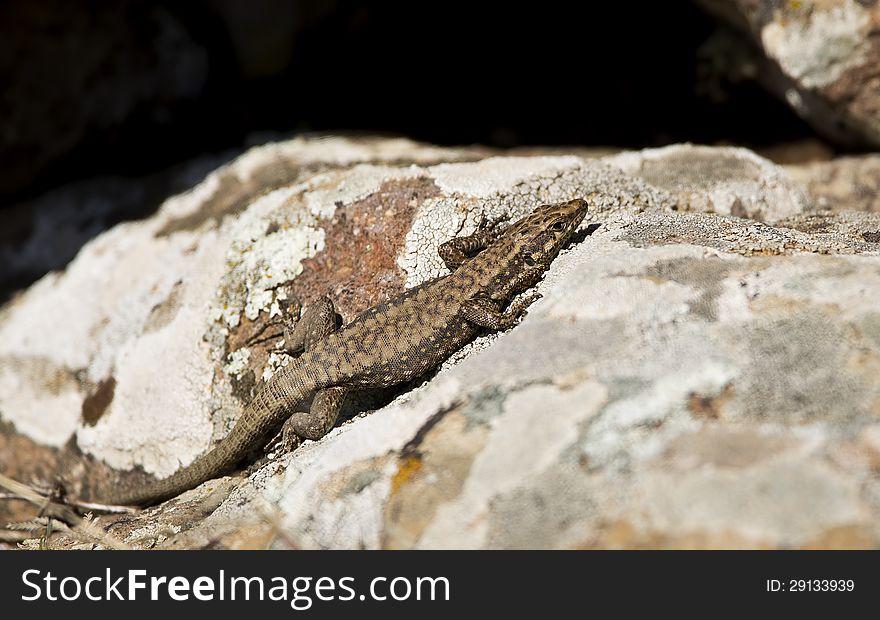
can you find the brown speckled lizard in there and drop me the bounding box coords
[107,198,589,505]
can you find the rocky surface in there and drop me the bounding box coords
[2,137,880,549]
[785,153,880,213]
[696,0,880,148]
[0,136,488,300]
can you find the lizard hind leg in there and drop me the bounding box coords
[277,296,346,451]
[460,291,542,331]
[281,386,345,449]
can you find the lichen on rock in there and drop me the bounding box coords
[2,136,880,549]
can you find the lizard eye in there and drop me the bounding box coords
[550,220,566,232]
[523,255,537,267]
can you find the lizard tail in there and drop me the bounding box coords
[107,371,311,506]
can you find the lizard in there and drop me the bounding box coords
[105,197,590,506]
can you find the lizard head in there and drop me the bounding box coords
[508,197,589,268]
[485,198,590,299]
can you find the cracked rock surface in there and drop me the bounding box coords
[2,137,880,549]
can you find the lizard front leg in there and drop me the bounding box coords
[276,297,346,451]
[439,216,506,270]
[460,291,542,331]
[281,295,340,354]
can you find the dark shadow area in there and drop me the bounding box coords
[570,223,603,247]
[0,0,827,300]
[1,1,823,204]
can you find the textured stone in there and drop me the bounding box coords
[785,154,880,213]
[2,138,880,549]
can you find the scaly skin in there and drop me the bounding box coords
[108,198,589,505]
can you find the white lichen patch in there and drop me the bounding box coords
[302,164,425,219]
[262,350,293,383]
[398,196,476,284]
[0,211,225,457]
[214,186,325,327]
[75,244,222,476]
[761,1,870,89]
[223,347,251,380]
[240,226,322,322]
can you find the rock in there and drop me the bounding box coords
[784,154,880,213]
[606,144,810,222]
[695,0,880,148]
[0,136,488,301]
[2,138,880,549]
